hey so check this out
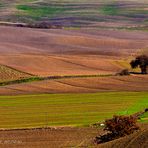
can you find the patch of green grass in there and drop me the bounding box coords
[140,112,148,122]
[119,96,147,115]
[0,92,147,129]
[16,4,68,19]
[100,3,119,15]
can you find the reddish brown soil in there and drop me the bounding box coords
[0,124,147,148]
[0,26,148,77]
[0,75,148,95]
[0,127,99,148]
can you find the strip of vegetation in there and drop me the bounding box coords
[0,74,112,86]
[16,4,71,18]
[140,112,148,122]
[0,77,43,86]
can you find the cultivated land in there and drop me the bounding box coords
[0,0,148,147]
[0,92,147,129]
[0,124,147,148]
[0,0,148,30]
[0,75,148,95]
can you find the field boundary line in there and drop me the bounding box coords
[0,74,113,86]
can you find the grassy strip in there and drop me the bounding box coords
[0,74,112,86]
[140,112,148,122]
[0,92,147,129]
[0,77,43,86]
[118,97,148,123]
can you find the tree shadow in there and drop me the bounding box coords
[130,72,142,75]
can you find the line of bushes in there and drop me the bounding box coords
[0,77,43,86]
[0,74,113,86]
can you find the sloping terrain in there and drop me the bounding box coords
[0,0,148,30]
[0,92,146,128]
[0,127,98,148]
[0,123,147,148]
[0,64,31,82]
[99,123,148,148]
[0,75,148,95]
[0,1,147,147]
[0,26,147,76]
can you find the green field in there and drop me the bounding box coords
[0,92,147,129]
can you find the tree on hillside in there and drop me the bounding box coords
[130,55,148,74]
[95,115,140,144]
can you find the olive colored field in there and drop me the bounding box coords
[0,92,147,129]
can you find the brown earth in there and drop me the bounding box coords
[0,127,99,148]
[0,75,148,95]
[0,123,147,148]
[0,26,148,77]
[0,14,147,148]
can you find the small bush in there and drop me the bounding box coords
[95,115,140,144]
[118,69,130,76]
[27,21,62,29]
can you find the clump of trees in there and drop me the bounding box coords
[95,115,140,144]
[130,55,148,74]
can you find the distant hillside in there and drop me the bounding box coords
[0,0,148,30]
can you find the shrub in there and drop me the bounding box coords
[118,69,130,76]
[27,21,62,29]
[95,115,140,144]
